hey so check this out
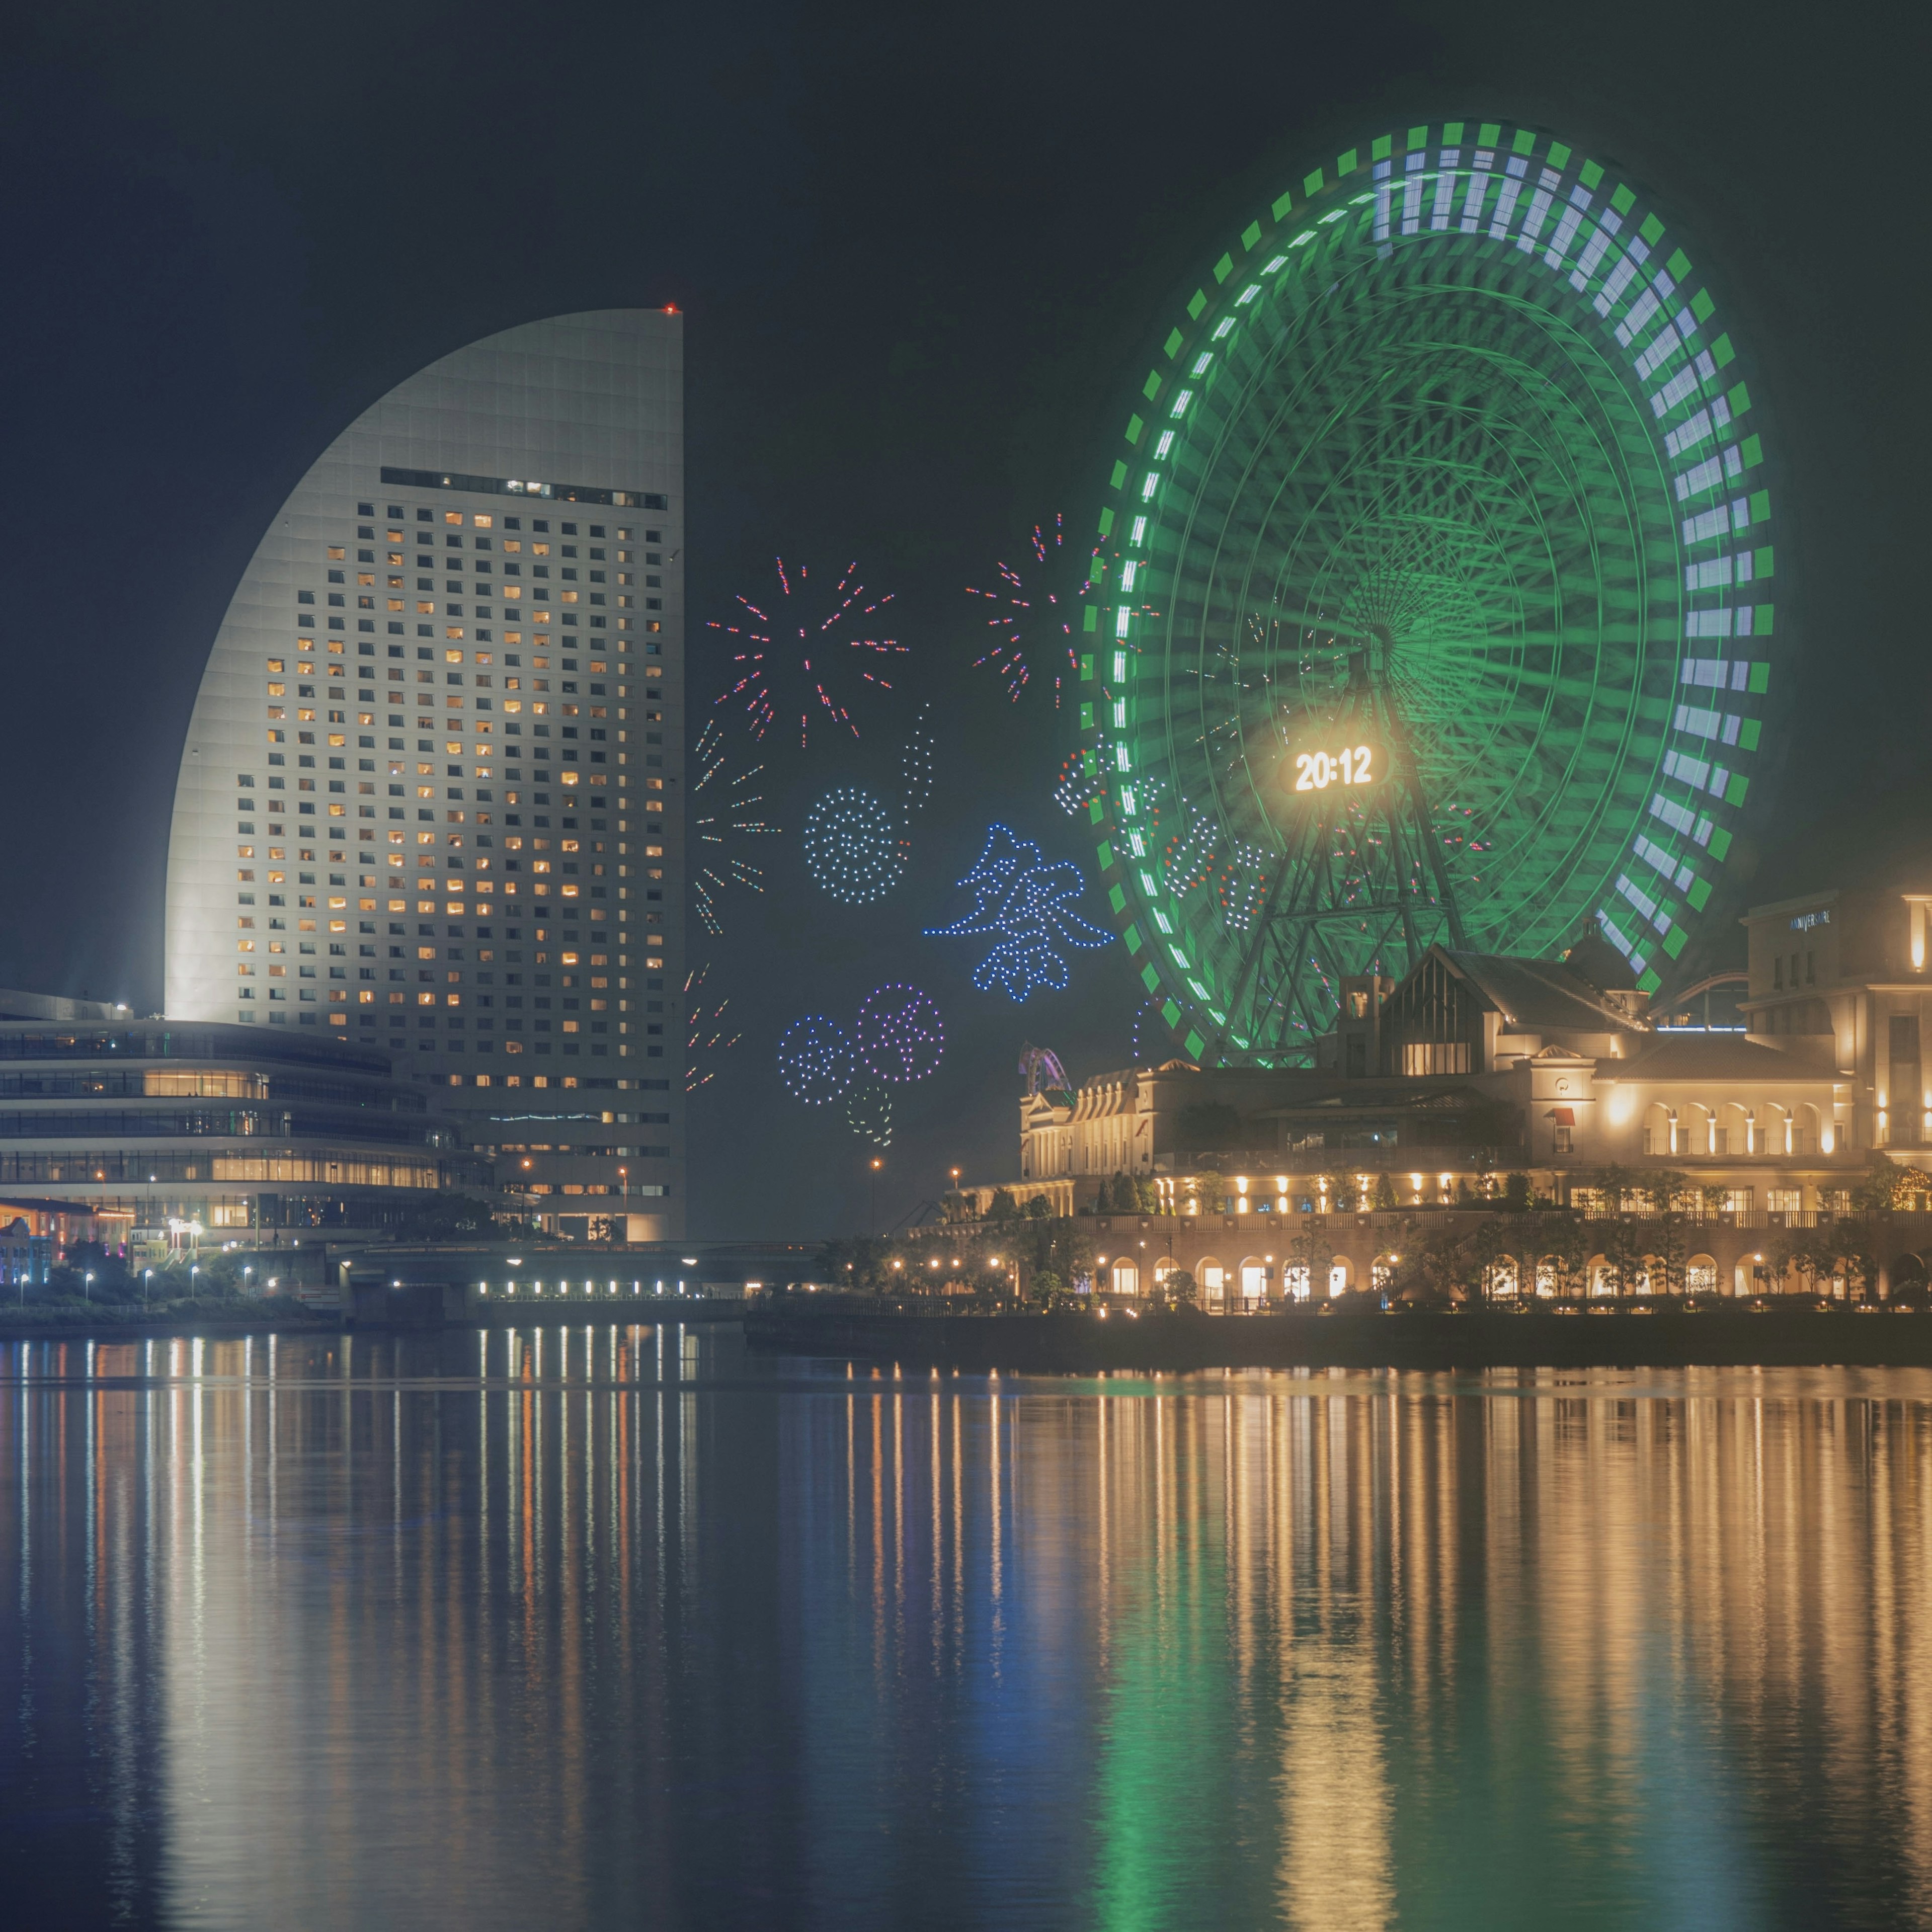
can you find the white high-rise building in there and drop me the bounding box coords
[165,310,684,1239]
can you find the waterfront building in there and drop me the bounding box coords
[1007,936,1849,1212]
[0,989,465,1251]
[164,311,684,1239]
[1740,886,1932,1152]
[974,900,1932,1300]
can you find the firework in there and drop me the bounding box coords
[925,824,1112,1002]
[777,1013,856,1106]
[710,556,905,748]
[691,719,778,935]
[844,1079,894,1147]
[683,963,741,1093]
[965,513,1095,707]
[855,983,945,1084]
[901,701,935,823]
[803,786,906,904]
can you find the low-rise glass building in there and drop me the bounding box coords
[0,992,469,1245]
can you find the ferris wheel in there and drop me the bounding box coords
[1082,118,1782,1065]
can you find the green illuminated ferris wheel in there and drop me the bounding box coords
[1082,118,1783,1065]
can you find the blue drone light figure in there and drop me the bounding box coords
[926,824,1111,1001]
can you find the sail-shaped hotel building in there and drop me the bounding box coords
[164,310,684,1237]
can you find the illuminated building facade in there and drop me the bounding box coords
[165,311,683,1238]
[1740,887,1932,1153]
[977,931,1919,1296]
[0,989,462,1246]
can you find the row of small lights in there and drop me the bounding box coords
[470,1255,710,1297]
[1154,1171,1500,1212]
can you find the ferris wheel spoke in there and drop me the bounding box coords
[1092,123,1777,1061]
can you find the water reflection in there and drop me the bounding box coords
[2,1334,1929,1928]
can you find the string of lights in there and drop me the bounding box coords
[776,1013,856,1106]
[803,785,906,904]
[925,824,1112,1002]
[855,983,945,1084]
[709,556,906,748]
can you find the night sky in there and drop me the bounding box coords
[0,1,1921,1238]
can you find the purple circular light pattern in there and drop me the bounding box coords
[777,1014,856,1107]
[855,983,945,1085]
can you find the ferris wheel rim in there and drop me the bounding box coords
[1083,118,1781,1065]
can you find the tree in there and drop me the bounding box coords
[1464,1217,1518,1301]
[1538,1213,1594,1300]
[1502,1172,1532,1213]
[1191,1170,1227,1214]
[1774,1225,1835,1297]
[393,1192,496,1240]
[1373,1172,1398,1211]
[1823,1215,1886,1302]
[1159,1267,1198,1309]
[1583,1163,1638,1215]
[1286,1225,1334,1301]
[1022,1194,1052,1221]
[1390,1216,1467,1304]
[1645,1210,1689,1298]
[1648,1169,1696,1216]
[988,1188,1020,1224]
[1850,1153,1932,1216]
[1133,1176,1162,1215]
[1598,1216,1649,1297]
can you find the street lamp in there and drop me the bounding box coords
[869,1157,882,1237]
[84,1270,93,1303]
[143,1268,152,1311]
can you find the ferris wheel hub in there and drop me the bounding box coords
[1083,117,1783,1065]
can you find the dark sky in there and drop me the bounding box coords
[0,0,1922,1237]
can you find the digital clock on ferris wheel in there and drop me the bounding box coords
[1289,744,1377,793]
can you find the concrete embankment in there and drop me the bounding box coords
[746,1302,1932,1374]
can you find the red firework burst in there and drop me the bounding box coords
[710,557,905,748]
